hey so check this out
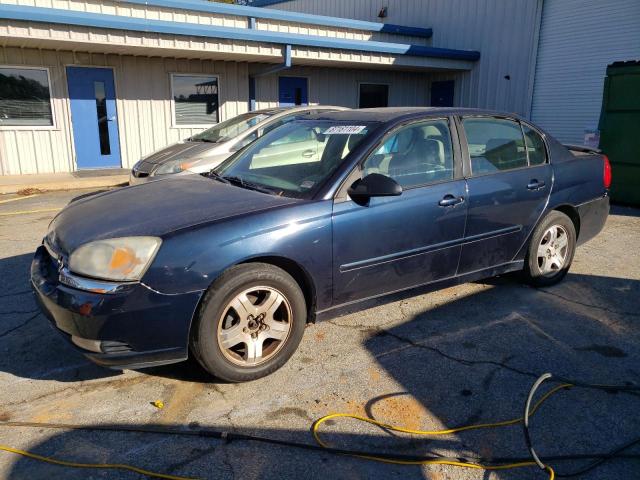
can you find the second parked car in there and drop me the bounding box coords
[129,106,346,184]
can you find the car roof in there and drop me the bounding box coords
[303,107,522,123]
[253,105,348,116]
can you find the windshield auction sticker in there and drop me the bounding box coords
[323,126,367,135]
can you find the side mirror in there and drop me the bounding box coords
[347,173,402,205]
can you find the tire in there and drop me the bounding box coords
[190,263,307,382]
[522,210,576,287]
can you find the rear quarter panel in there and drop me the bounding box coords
[546,136,609,243]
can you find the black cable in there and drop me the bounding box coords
[555,435,640,478]
[2,420,640,468]
[523,373,640,478]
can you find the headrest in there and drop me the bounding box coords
[423,138,444,159]
[396,128,418,153]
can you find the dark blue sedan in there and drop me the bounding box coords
[32,108,610,382]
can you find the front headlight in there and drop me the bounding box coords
[154,159,197,176]
[69,237,162,282]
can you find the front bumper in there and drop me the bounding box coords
[31,245,203,369]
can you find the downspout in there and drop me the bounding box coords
[248,44,292,111]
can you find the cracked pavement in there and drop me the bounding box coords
[0,189,639,479]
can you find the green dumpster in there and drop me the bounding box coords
[598,61,640,206]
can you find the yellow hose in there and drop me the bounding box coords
[311,383,572,478]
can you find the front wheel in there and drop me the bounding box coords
[522,211,576,287]
[191,263,307,382]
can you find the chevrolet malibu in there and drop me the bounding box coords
[32,108,611,382]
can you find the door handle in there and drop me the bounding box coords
[107,116,116,122]
[301,149,315,158]
[439,194,465,207]
[527,179,546,190]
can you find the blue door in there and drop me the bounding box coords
[67,67,121,169]
[431,80,455,107]
[278,77,308,107]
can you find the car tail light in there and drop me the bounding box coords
[603,155,612,189]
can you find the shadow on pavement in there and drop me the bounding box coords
[0,252,118,383]
[2,266,639,478]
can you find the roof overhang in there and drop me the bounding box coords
[0,4,479,72]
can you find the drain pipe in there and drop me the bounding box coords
[249,44,292,111]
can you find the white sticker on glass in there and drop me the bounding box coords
[323,126,367,135]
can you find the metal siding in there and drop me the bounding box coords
[0,47,249,174]
[267,0,542,116]
[531,0,640,144]
[254,65,428,110]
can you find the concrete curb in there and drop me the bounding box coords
[0,176,130,195]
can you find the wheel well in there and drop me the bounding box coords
[240,256,317,323]
[554,205,581,238]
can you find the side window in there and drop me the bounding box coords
[522,124,547,165]
[462,117,527,175]
[362,119,454,188]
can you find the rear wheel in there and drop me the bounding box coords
[522,211,576,287]
[191,263,307,382]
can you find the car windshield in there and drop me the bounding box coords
[190,112,272,143]
[213,120,378,198]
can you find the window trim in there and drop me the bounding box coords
[459,114,549,178]
[335,116,460,201]
[170,72,221,129]
[358,82,390,109]
[520,119,550,167]
[0,65,57,131]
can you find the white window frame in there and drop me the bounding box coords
[0,65,57,131]
[170,73,221,129]
[358,82,390,109]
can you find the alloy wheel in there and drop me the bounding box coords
[217,286,292,366]
[536,225,569,277]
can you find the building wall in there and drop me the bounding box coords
[530,0,640,144]
[0,47,250,174]
[254,66,429,109]
[265,0,543,116]
[0,46,432,175]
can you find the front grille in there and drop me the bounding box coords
[132,161,154,177]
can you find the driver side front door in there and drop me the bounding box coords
[331,118,468,305]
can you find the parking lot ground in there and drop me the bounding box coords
[0,189,639,480]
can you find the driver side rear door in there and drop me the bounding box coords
[331,118,468,305]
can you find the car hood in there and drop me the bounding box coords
[142,141,221,166]
[47,175,300,254]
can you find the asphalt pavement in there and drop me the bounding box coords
[0,188,639,480]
